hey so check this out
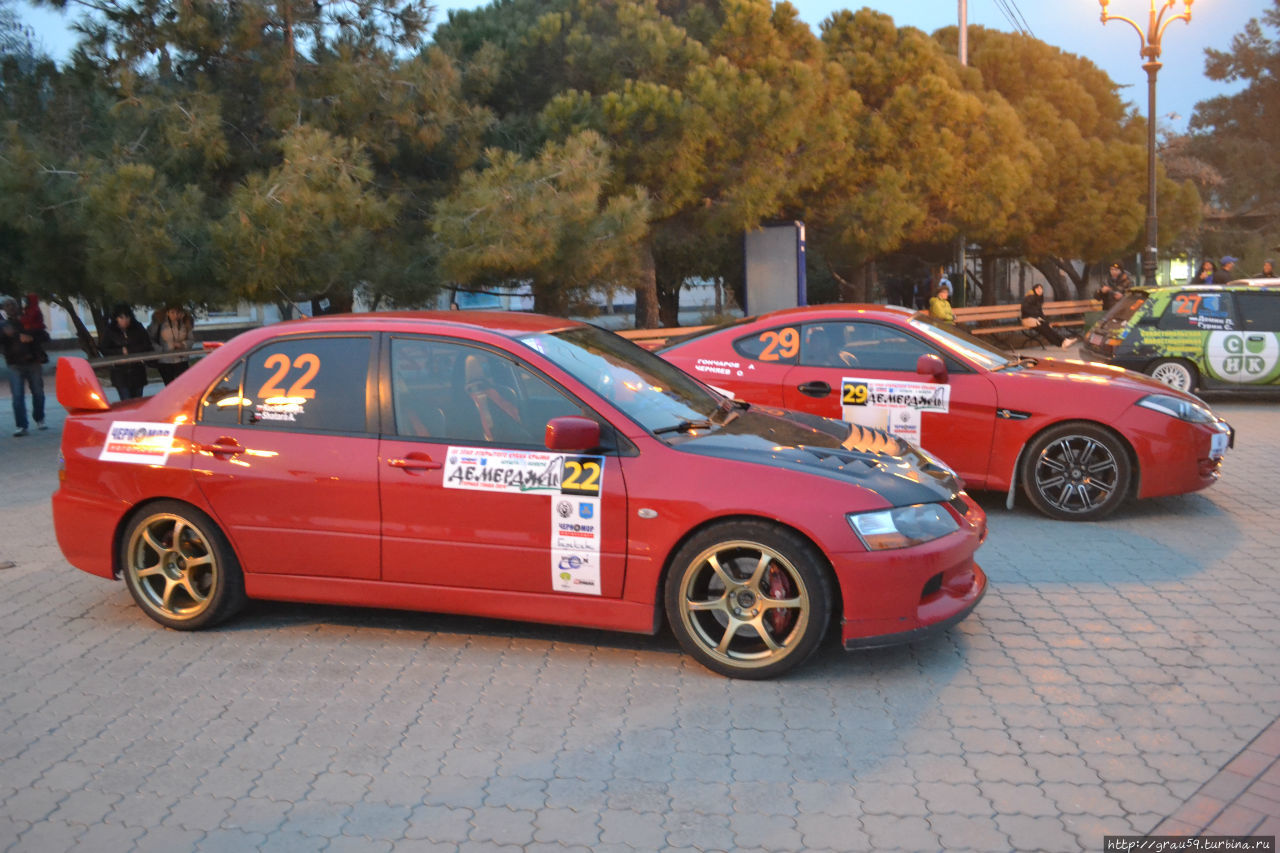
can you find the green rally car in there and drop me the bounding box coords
[1081,280,1280,392]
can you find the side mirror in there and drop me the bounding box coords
[916,353,948,382]
[545,415,601,452]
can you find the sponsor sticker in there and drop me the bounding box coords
[840,377,950,444]
[100,421,178,466]
[443,448,606,496]
[1207,332,1280,383]
[551,497,601,553]
[552,548,601,595]
[442,448,608,595]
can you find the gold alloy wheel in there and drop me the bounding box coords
[126,511,221,621]
[674,539,812,672]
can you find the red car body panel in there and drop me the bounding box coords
[53,311,987,652]
[661,305,1231,501]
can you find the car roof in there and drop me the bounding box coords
[1133,279,1280,295]
[749,304,916,323]
[266,310,584,338]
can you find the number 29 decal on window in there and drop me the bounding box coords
[757,327,800,362]
[560,456,604,496]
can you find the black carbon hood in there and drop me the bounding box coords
[668,406,961,507]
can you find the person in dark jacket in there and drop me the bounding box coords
[99,304,153,400]
[1259,259,1275,279]
[1095,261,1132,312]
[1020,284,1077,349]
[2,296,48,435]
[1213,256,1238,283]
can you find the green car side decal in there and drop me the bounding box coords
[1206,332,1280,383]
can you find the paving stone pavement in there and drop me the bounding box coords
[1,385,1278,852]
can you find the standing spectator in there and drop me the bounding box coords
[1020,284,1077,349]
[1,296,48,435]
[1214,256,1238,283]
[1259,259,1276,278]
[99,304,153,401]
[151,304,197,385]
[927,284,954,322]
[1193,260,1216,284]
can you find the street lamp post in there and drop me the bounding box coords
[1099,0,1194,286]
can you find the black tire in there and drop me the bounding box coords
[120,500,245,630]
[1021,423,1132,521]
[1146,358,1198,392]
[663,520,831,679]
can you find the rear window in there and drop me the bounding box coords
[1100,292,1147,329]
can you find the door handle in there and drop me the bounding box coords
[196,438,242,457]
[387,455,443,471]
[796,381,832,398]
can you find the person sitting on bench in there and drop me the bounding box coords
[1020,284,1077,349]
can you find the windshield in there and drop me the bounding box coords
[907,315,1015,370]
[519,325,727,433]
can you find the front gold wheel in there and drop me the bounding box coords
[665,522,830,679]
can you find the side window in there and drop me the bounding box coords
[733,325,801,365]
[390,338,586,446]
[1158,292,1236,331]
[1234,292,1280,331]
[240,337,372,433]
[805,322,935,371]
[198,361,246,426]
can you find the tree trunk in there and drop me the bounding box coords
[49,294,100,357]
[634,238,660,328]
[656,263,681,328]
[828,259,873,303]
[1030,259,1078,300]
[980,255,998,306]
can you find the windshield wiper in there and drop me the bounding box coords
[653,418,715,435]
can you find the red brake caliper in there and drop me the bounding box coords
[766,566,795,635]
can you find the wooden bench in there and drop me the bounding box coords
[950,299,1101,347]
[616,325,712,350]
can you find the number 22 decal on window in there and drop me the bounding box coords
[258,352,320,401]
[561,456,604,496]
[757,327,800,361]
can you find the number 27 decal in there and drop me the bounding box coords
[258,352,320,401]
[561,456,603,495]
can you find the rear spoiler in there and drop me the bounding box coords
[55,343,220,412]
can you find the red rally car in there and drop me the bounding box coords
[53,312,986,679]
[659,305,1234,521]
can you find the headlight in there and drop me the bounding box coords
[1136,394,1216,424]
[847,503,959,551]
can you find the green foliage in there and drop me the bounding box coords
[934,25,1200,294]
[1189,1,1280,261]
[432,131,650,315]
[214,127,397,305]
[0,0,1238,331]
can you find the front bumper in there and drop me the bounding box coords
[836,492,988,650]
